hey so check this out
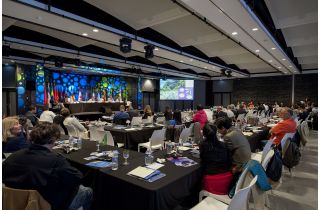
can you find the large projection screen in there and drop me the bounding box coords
[160,79,194,100]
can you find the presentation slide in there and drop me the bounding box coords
[160,79,194,100]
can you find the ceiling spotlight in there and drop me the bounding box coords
[231,32,238,36]
[289,65,292,68]
[10,60,14,63]
[204,66,207,69]
[252,28,258,31]
[277,67,281,69]
[271,47,276,50]
[180,60,184,63]
[93,28,99,32]
[82,33,88,36]
[255,49,260,53]
[144,44,155,59]
[282,58,286,61]
[212,66,216,69]
[120,37,132,53]
[154,48,159,51]
[190,59,193,62]
[269,60,273,63]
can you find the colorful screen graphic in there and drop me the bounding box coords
[160,79,194,100]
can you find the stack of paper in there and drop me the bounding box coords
[127,166,166,182]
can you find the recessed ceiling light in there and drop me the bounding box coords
[255,49,260,53]
[231,32,238,36]
[204,66,207,69]
[277,67,281,69]
[289,65,292,68]
[180,60,184,63]
[212,66,216,69]
[189,59,193,62]
[271,47,276,50]
[284,72,288,74]
[93,28,99,32]
[252,28,258,31]
[282,58,286,61]
[10,60,14,63]
[154,48,159,51]
[269,60,273,63]
[82,33,88,36]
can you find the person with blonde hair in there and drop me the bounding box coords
[142,105,153,119]
[2,117,30,152]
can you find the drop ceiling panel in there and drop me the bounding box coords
[297,56,318,64]
[195,39,247,57]
[85,0,188,30]
[301,63,318,69]
[94,42,144,57]
[291,44,317,57]
[152,14,224,47]
[282,22,318,47]
[220,53,261,64]
[2,16,17,31]
[14,21,97,48]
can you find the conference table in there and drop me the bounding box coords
[57,141,202,210]
[64,102,125,114]
[104,125,164,150]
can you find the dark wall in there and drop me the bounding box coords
[232,76,292,106]
[295,74,318,104]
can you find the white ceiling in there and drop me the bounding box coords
[265,0,318,70]
[2,0,317,78]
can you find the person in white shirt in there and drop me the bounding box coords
[61,108,87,135]
[39,106,56,123]
[226,105,235,119]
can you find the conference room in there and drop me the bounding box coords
[2,0,318,210]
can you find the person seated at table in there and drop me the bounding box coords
[163,106,173,121]
[64,93,69,103]
[53,111,68,135]
[25,105,39,126]
[127,105,139,120]
[236,104,247,118]
[3,123,93,210]
[193,104,208,129]
[3,117,30,153]
[39,106,56,123]
[215,106,228,119]
[87,95,96,102]
[270,107,296,147]
[61,108,87,134]
[200,123,232,175]
[113,105,130,125]
[51,99,64,113]
[172,110,182,125]
[225,105,235,119]
[142,105,153,119]
[216,117,251,174]
[107,95,114,102]
[70,93,76,103]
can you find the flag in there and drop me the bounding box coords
[97,91,101,101]
[85,89,88,101]
[44,83,47,105]
[47,83,52,108]
[119,87,122,102]
[78,89,82,101]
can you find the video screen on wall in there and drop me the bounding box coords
[160,79,194,100]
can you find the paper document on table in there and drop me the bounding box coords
[128,166,155,179]
[146,163,164,170]
[177,146,192,151]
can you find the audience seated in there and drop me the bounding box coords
[193,104,208,129]
[200,123,233,195]
[173,110,182,125]
[142,105,153,119]
[3,123,93,210]
[53,112,68,135]
[225,105,235,119]
[215,106,228,119]
[164,106,173,121]
[39,106,56,123]
[3,117,30,153]
[113,105,130,124]
[25,105,38,126]
[61,108,87,134]
[270,107,297,146]
[236,104,247,117]
[216,117,251,173]
[127,105,139,120]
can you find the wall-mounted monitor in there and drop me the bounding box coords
[160,79,194,100]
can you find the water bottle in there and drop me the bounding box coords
[77,137,82,149]
[112,150,119,170]
[166,141,173,155]
[145,148,153,166]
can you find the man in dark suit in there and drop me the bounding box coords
[215,106,228,119]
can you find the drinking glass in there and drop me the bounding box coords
[96,140,100,152]
[123,149,129,165]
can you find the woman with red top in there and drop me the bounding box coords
[193,104,208,129]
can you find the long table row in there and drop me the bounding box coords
[64,102,125,114]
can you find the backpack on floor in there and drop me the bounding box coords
[282,139,301,169]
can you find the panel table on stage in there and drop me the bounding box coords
[64,102,125,114]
